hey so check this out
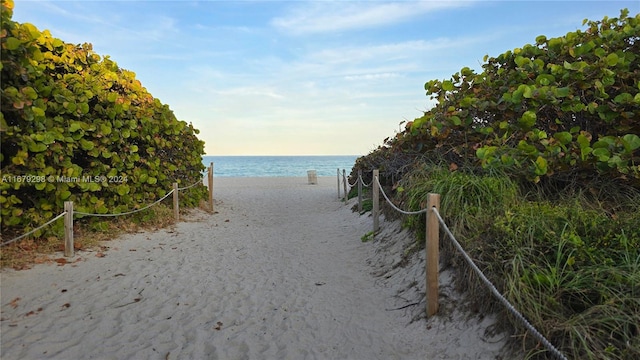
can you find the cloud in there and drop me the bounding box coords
[214,86,286,100]
[343,72,400,81]
[271,1,475,35]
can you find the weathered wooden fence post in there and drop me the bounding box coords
[64,201,74,257]
[372,169,379,233]
[173,182,179,221]
[208,162,214,212]
[337,168,341,199]
[426,193,441,317]
[357,169,363,213]
[342,169,348,202]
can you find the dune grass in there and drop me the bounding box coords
[395,165,639,359]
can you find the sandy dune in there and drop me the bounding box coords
[1,177,514,359]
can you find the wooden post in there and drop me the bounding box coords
[64,201,74,257]
[342,169,348,202]
[173,182,179,221]
[357,169,363,213]
[372,169,379,233]
[426,193,441,317]
[337,168,341,199]
[208,162,214,212]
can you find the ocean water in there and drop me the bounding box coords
[201,155,359,177]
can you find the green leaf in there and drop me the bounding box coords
[622,134,640,151]
[42,132,56,144]
[22,23,41,40]
[519,111,537,129]
[554,132,572,145]
[613,93,633,104]
[116,184,130,196]
[534,156,548,176]
[442,80,454,91]
[69,122,82,132]
[514,56,529,67]
[577,134,591,149]
[22,87,38,100]
[518,140,538,155]
[608,155,624,168]
[32,106,45,118]
[28,142,47,152]
[553,87,571,98]
[606,53,619,67]
[5,37,21,50]
[450,116,461,126]
[536,74,555,86]
[79,139,95,151]
[60,190,72,200]
[592,148,610,162]
[476,146,497,160]
[100,123,112,135]
[147,177,157,185]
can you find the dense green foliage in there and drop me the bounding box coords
[356,10,639,187]
[396,167,639,359]
[1,0,206,236]
[352,9,639,359]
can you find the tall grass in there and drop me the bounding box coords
[399,165,640,359]
[402,165,519,238]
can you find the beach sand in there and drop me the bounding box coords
[1,177,515,359]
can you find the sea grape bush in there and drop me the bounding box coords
[1,0,206,235]
[349,10,640,359]
[374,9,639,187]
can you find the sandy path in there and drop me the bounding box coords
[1,177,510,360]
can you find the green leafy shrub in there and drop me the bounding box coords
[351,10,639,357]
[356,9,639,189]
[1,0,207,237]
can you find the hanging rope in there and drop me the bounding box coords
[75,190,175,217]
[375,176,428,215]
[432,208,568,360]
[1,212,67,247]
[177,178,203,191]
[367,172,567,360]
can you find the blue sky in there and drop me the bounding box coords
[11,1,639,156]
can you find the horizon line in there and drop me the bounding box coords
[202,154,361,157]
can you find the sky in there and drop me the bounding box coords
[10,1,640,156]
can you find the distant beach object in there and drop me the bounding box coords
[307,170,318,184]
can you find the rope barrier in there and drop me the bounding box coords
[3,173,207,245]
[75,189,175,217]
[432,208,568,360]
[343,172,371,189]
[177,178,204,191]
[375,176,428,215]
[1,212,67,247]
[367,172,566,359]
